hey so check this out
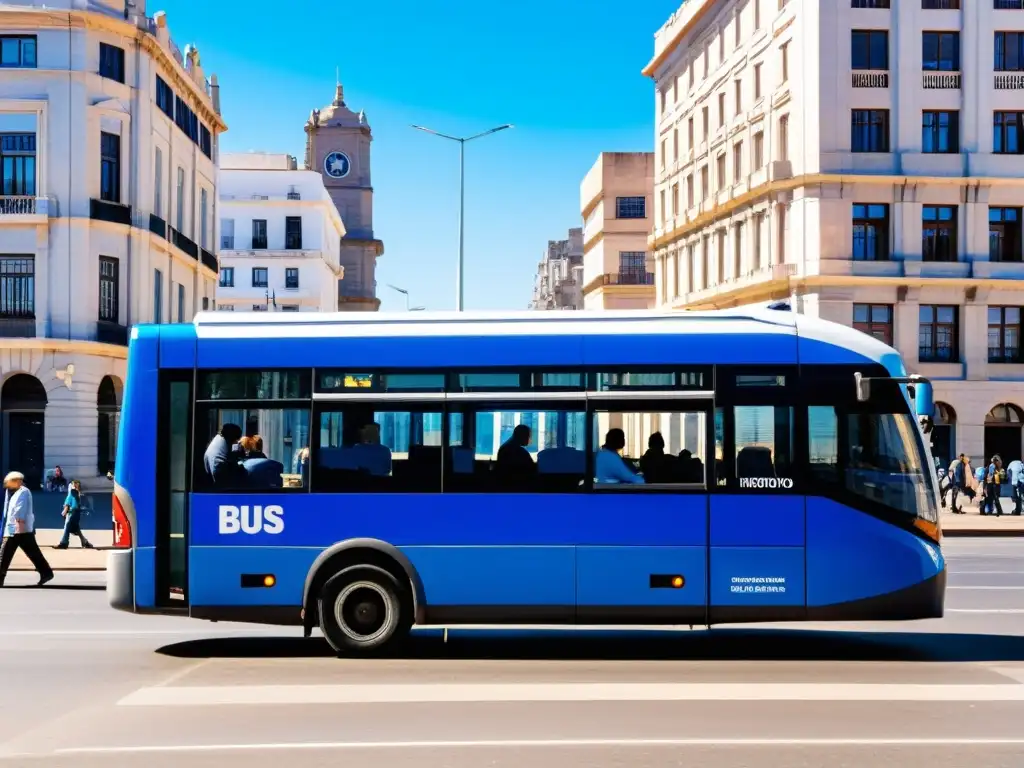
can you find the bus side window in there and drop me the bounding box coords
[808,406,839,484]
[714,405,795,489]
[591,409,708,488]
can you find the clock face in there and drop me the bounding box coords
[324,151,351,179]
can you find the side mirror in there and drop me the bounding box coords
[854,372,870,402]
[914,379,934,421]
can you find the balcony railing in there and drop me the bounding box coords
[995,73,1024,90]
[149,213,167,239]
[286,191,301,200]
[923,72,961,89]
[169,227,199,259]
[221,236,235,249]
[602,272,656,287]
[995,0,1024,9]
[200,247,218,273]
[95,321,128,346]
[285,236,303,250]
[90,198,132,226]
[0,316,35,338]
[852,71,889,88]
[0,196,39,215]
[252,238,268,250]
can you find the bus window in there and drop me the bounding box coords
[195,406,310,491]
[808,405,839,484]
[591,410,708,487]
[446,408,586,492]
[313,408,443,493]
[198,370,310,400]
[714,405,795,489]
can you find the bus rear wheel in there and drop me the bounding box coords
[317,566,408,655]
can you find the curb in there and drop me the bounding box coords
[943,528,1024,537]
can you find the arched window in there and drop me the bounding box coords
[985,403,1024,465]
[97,375,122,475]
[931,402,956,468]
[1,374,47,489]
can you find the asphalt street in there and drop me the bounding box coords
[3,539,1024,767]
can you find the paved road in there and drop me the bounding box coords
[3,539,1024,767]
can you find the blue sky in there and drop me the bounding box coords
[157,0,679,310]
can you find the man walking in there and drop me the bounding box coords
[0,471,54,587]
[1008,458,1024,516]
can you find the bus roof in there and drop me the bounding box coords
[136,305,905,375]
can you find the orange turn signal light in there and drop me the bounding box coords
[263,575,276,588]
[671,576,684,588]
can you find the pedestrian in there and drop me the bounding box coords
[0,471,54,587]
[944,453,969,514]
[55,479,93,549]
[985,454,1004,516]
[1008,458,1024,516]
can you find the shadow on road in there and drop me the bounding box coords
[157,628,1024,663]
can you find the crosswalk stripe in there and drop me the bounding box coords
[117,682,1024,707]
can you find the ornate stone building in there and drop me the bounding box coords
[304,82,383,310]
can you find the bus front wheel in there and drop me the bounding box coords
[317,565,408,654]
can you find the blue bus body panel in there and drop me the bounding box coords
[158,324,197,368]
[116,328,159,552]
[806,497,944,606]
[709,495,804,547]
[576,546,706,607]
[189,547,316,607]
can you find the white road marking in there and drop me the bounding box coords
[117,682,1024,707]
[0,628,276,637]
[947,608,1024,613]
[54,738,1024,755]
[948,586,1024,590]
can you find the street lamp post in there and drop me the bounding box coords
[411,123,513,311]
[387,284,426,312]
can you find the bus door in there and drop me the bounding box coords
[708,368,805,623]
[155,371,192,607]
[577,394,713,626]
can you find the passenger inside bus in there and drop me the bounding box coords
[596,428,645,485]
[202,423,246,487]
[239,435,285,489]
[639,432,675,483]
[495,424,536,481]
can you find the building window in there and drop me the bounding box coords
[688,116,695,148]
[990,207,1022,262]
[154,147,162,217]
[754,63,762,100]
[852,0,890,7]
[780,42,789,83]
[200,125,212,159]
[686,174,694,208]
[851,30,889,70]
[659,189,666,223]
[0,257,34,318]
[718,92,726,127]
[671,183,679,217]
[852,203,889,261]
[922,205,957,262]
[617,252,648,284]
[923,31,960,72]
[155,76,174,119]
[716,229,726,284]
[673,128,679,162]
[252,219,268,249]
[177,283,185,323]
[755,0,761,28]
[734,79,742,115]
[922,110,959,153]
[175,167,184,231]
[700,165,709,199]
[851,109,890,152]
[0,36,37,68]
[994,112,1024,154]
[702,106,709,138]
[100,132,121,203]
[285,267,299,289]
[753,212,765,269]
[1,133,36,197]
[153,269,162,323]
[733,141,743,182]
[733,221,744,278]
[989,307,1022,363]
[753,131,764,167]
[221,218,235,250]
[716,153,727,190]
[99,257,118,323]
[922,0,958,7]
[219,267,234,288]
[252,267,268,288]
[919,305,959,363]
[853,304,893,346]
[99,42,125,83]
[778,114,789,161]
[995,31,1024,71]
[200,189,208,249]
[660,138,667,169]
[285,216,302,250]
[616,196,646,219]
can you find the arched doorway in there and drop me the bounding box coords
[2,374,47,489]
[97,376,122,475]
[931,402,956,468]
[985,403,1024,464]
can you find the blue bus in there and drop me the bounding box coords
[107,305,944,654]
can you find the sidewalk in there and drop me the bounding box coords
[8,528,111,571]
[940,495,1024,536]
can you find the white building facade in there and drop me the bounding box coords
[217,153,344,312]
[647,0,1024,468]
[529,227,584,310]
[0,0,223,486]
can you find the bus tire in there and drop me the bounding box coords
[317,565,408,655]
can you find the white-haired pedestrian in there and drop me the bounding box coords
[0,471,54,586]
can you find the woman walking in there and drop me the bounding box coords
[56,479,93,549]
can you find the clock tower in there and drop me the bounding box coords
[304,80,383,310]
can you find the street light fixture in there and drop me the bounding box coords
[411,123,513,311]
[387,283,426,312]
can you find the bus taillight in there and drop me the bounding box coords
[112,495,132,549]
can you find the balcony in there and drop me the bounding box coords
[923,72,961,89]
[94,321,128,346]
[149,213,167,239]
[285,236,303,250]
[852,71,889,88]
[90,198,132,226]
[0,316,35,338]
[168,227,199,259]
[601,272,655,287]
[200,247,218,273]
[995,73,1024,90]
[252,238,268,250]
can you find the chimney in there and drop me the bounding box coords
[210,74,221,115]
